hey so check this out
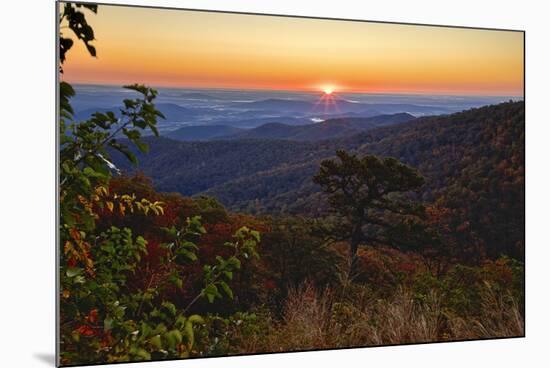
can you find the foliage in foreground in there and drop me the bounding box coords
[67,175,524,361]
[192,258,523,356]
[59,4,260,365]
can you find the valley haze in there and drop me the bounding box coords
[71,84,521,140]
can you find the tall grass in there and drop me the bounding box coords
[447,281,524,339]
[230,281,523,354]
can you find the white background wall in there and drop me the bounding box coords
[0,0,548,367]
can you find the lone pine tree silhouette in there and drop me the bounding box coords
[313,150,424,277]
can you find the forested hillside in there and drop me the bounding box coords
[114,101,524,260]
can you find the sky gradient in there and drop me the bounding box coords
[61,3,524,96]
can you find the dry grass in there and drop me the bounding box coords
[233,281,523,353]
[447,282,524,339]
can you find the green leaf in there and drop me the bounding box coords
[181,241,199,250]
[165,329,183,349]
[66,267,83,278]
[168,272,183,289]
[71,329,80,343]
[83,166,105,178]
[149,334,162,350]
[134,348,151,360]
[219,280,234,299]
[115,145,137,165]
[176,248,197,262]
[204,284,219,303]
[187,315,204,324]
[104,318,113,331]
[161,302,176,316]
[152,322,167,335]
[227,256,241,269]
[133,138,149,153]
[250,229,261,242]
[206,292,214,303]
[174,315,187,329]
[184,321,194,348]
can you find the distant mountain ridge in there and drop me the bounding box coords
[232,98,454,116]
[167,125,244,141]
[221,113,416,141]
[163,113,414,142]
[175,92,218,100]
[74,103,201,123]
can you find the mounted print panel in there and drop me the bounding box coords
[57,2,524,366]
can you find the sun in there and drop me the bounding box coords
[323,86,334,95]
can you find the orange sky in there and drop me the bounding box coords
[61,3,524,96]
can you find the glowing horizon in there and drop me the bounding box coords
[61,3,524,97]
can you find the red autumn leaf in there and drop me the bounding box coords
[67,256,77,268]
[88,309,99,324]
[77,325,95,336]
